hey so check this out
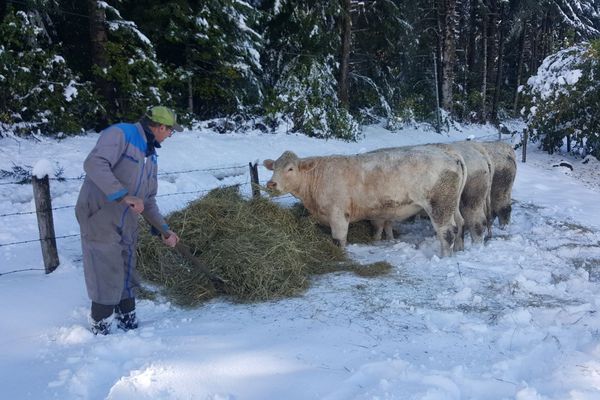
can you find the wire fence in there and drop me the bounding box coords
[0,162,260,273]
[0,163,248,186]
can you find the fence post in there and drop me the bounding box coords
[521,128,528,163]
[32,175,59,273]
[249,162,260,199]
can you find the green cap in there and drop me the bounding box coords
[147,106,183,132]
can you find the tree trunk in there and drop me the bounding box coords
[465,0,478,94]
[440,0,457,112]
[512,27,527,114]
[481,8,488,121]
[491,1,507,123]
[338,0,352,109]
[88,0,115,120]
[188,76,194,113]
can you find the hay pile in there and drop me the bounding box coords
[137,186,391,306]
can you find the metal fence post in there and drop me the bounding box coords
[32,175,59,273]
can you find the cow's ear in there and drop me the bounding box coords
[298,159,316,172]
[263,159,275,170]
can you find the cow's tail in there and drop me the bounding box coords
[457,154,468,199]
[454,154,468,251]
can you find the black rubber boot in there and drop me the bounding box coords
[91,302,114,335]
[115,297,138,331]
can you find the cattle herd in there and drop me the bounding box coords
[263,140,516,257]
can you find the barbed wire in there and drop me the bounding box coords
[0,234,80,248]
[0,163,249,186]
[158,164,247,176]
[0,180,258,247]
[0,205,75,218]
[0,267,47,277]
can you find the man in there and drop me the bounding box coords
[75,106,183,335]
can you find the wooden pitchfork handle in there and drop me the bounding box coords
[143,217,227,292]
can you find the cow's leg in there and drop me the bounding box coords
[454,212,466,252]
[453,207,465,252]
[497,202,512,228]
[484,193,493,240]
[330,213,349,247]
[465,208,486,245]
[460,206,483,248]
[371,219,394,241]
[422,206,456,257]
[424,199,463,257]
[384,220,394,240]
[428,221,456,257]
[371,219,384,241]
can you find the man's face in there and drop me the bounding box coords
[155,125,174,143]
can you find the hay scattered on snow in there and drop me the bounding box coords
[137,186,392,306]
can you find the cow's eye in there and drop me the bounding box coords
[287,167,294,172]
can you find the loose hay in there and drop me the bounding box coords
[137,186,391,306]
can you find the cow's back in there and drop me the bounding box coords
[354,144,466,221]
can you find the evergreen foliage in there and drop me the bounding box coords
[0,0,599,148]
[97,2,169,122]
[0,7,100,136]
[523,41,600,158]
[125,0,263,119]
[262,0,359,140]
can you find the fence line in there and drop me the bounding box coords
[0,267,47,276]
[0,179,258,248]
[0,162,248,186]
[0,233,80,248]
[0,163,253,220]
[0,204,76,218]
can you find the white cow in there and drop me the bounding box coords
[264,145,467,257]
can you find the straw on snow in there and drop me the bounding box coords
[137,186,391,306]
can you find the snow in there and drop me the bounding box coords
[1,121,600,399]
[526,45,584,100]
[63,80,79,102]
[32,158,54,179]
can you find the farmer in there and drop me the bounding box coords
[75,106,183,335]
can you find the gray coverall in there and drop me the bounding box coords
[75,122,169,305]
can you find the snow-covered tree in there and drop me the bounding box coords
[0,7,100,136]
[349,0,416,127]
[523,41,600,158]
[88,1,169,122]
[262,0,359,140]
[125,0,263,119]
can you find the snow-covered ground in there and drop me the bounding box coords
[1,121,600,400]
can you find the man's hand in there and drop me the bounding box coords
[121,195,144,214]
[162,230,179,248]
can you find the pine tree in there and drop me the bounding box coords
[262,0,359,140]
[0,6,100,136]
[87,1,169,122]
[124,0,264,120]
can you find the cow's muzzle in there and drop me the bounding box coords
[266,181,277,190]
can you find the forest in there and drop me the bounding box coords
[1,0,600,156]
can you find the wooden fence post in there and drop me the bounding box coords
[521,128,528,163]
[32,175,59,273]
[249,162,260,199]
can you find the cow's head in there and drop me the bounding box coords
[263,151,315,194]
